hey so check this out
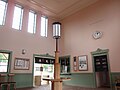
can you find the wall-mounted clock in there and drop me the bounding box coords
[92,31,103,39]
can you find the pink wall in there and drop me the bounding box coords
[0,0,55,73]
[61,0,120,72]
[1,0,120,73]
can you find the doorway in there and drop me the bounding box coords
[91,49,111,88]
[94,55,110,87]
[34,63,54,85]
[33,54,55,87]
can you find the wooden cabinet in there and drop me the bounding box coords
[59,56,70,74]
[94,55,108,72]
[91,49,111,87]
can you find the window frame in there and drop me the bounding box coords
[41,16,48,37]
[0,0,8,26]
[0,50,12,73]
[12,4,23,30]
[28,10,37,34]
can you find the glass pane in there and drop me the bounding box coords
[0,1,7,25]
[45,18,48,37]
[41,16,48,37]
[0,53,9,59]
[0,65,7,72]
[0,53,9,72]
[28,11,36,34]
[12,5,23,30]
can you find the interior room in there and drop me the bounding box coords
[0,0,120,90]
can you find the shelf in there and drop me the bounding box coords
[94,55,108,72]
[60,73,71,75]
[59,56,70,74]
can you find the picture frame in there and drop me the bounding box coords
[14,58,30,70]
[78,55,88,71]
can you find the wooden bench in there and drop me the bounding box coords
[0,74,16,90]
[0,74,8,90]
[115,77,120,90]
[7,74,16,90]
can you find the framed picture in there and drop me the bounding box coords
[78,55,88,71]
[14,58,30,70]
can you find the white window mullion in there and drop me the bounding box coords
[45,18,48,37]
[33,14,36,34]
[2,1,7,25]
[19,7,23,30]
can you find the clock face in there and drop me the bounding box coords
[92,31,102,39]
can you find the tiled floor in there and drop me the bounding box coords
[17,85,111,90]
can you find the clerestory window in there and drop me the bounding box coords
[28,10,37,34]
[0,0,8,25]
[12,4,23,30]
[41,16,48,37]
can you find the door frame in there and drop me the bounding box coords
[0,50,12,73]
[32,53,55,86]
[91,48,112,88]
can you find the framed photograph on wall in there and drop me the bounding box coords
[78,55,88,71]
[14,58,30,70]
